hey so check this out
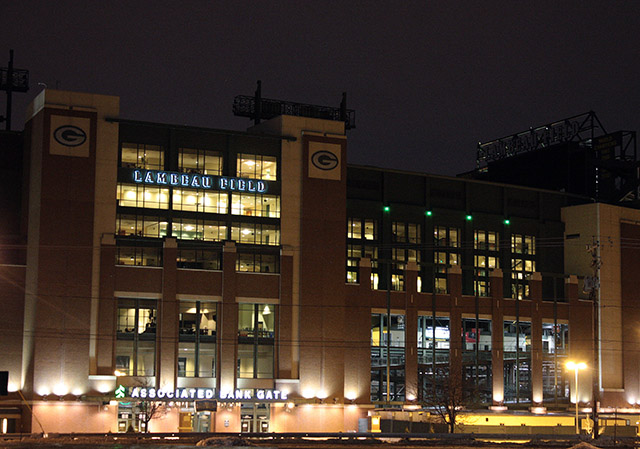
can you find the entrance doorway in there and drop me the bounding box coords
[240,403,269,432]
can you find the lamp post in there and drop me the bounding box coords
[566,361,587,434]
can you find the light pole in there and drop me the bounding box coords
[566,361,587,434]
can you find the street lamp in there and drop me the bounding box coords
[566,361,587,434]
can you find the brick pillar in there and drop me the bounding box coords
[404,261,419,402]
[490,268,504,405]
[529,272,543,404]
[219,241,238,393]
[448,265,462,383]
[278,247,294,379]
[96,234,116,375]
[159,237,178,389]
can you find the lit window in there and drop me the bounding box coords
[179,147,222,175]
[237,154,277,180]
[120,143,164,170]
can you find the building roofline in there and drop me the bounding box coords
[347,163,595,201]
[105,117,297,142]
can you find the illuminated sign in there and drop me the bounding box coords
[114,384,126,399]
[132,169,267,193]
[478,120,580,163]
[123,387,287,402]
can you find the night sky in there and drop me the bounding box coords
[3,1,639,175]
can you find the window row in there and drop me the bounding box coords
[115,246,279,272]
[370,313,569,404]
[121,145,277,180]
[117,184,280,217]
[116,216,280,245]
[115,300,275,378]
[347,222,536,256]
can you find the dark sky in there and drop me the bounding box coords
[3,1,639,175]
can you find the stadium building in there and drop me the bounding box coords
[0,88,639,434]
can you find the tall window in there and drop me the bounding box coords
[237,154,277,180]
[178,301,217,377]
[347,218,378,286]
[511,234,536,299]
[121,143,164,170]
[417,315,450,401]
[116,298,157,376]
[238,304,275,378]
[371,313,405,402]
[542,322,570,404]
[347,218,376,240]
[462,317,492,403]
[433,226,460,294]
[503,319,532,403]
[346,244,377,284]
[391,222,421,291]
[179,147,222,175]
[474,230,500,296]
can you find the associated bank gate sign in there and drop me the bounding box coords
[116,386,288,402]
[132,169,268,194]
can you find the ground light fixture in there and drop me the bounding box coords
[566,361,587,434]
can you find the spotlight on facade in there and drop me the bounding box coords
[114,370,125,377]
[285,401,295,412]
[383,205,390,213]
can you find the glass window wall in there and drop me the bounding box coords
[371,313,405,402]
[417,315,450,401]
[503,319,532,403]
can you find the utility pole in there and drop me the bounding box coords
[586,238,601,438]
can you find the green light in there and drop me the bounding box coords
[383,206,390,213]
[466,214,473,221]
[425,210,432,217]
[504,219,511,225]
